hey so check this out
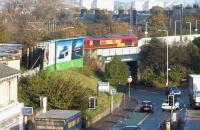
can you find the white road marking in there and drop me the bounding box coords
[137,89,162,95]
[180,108,183,112]
[137,113,151,125]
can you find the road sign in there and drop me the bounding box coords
[98,82,109,92]
[110,89,117,95]
[22,107,33,116]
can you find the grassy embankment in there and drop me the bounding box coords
[63,69,123,120]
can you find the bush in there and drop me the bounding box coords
[105,57,130,86]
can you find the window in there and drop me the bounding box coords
[93,40,100,46]
[124,40,132,46]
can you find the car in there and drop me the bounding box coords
[59,46,69,59]
[165,86,181,96]
[122,126,142,130]
[140,101,153,112]
[161,99,179,111]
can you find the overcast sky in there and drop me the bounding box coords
[122,0,199,6]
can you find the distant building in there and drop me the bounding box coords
[0,44,23,70]
[133,0,164,11]
[80,0,114,11]
[0,64,24,130]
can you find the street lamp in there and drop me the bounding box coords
[195,20,200,34]
[145,22,150,38]
[174,20,180,36]
[128,76,133,99]
[158,29,169,87]
[186,22,192,35]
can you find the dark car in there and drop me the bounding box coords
[140,101,153,112]
[165,86,181,96]
[122,126,142,130]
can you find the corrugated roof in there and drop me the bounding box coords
[36,110,80,119]
[0,64,20,79]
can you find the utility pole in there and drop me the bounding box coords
[180,4,183,45]
[129,1,133,33]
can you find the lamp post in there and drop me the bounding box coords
[145,22,149,38]
[195,20,200,34]
[186,22,192,35]
[175,20,181,36]
[158,29,169,87]
[128,76,133,99]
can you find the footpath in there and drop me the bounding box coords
[85,95,137,130]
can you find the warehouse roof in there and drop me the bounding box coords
[0,63,20,79]
[36,110,80,119]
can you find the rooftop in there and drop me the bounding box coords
[0,64,20,79]
[36,110,80,119]
[0,44,23,56]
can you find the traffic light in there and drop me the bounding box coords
[89,97,96,109]
[168,95,174,106]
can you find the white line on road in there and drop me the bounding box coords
[137,113,151,126]
[180,108,183,112]
[137,89,163,95]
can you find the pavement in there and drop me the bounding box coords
[85,94,138,130]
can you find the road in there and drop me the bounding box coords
[184,107,200,130]
[109,86,200,130]
[135,87,188,130]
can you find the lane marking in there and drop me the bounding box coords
[136,89,162,95]
[137,113,151,125]
[180,108,183,112]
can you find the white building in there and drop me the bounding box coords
[0,64,24,130]
[80,0,114,11]
[133,0,164,11]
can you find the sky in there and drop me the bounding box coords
[121,0,199,6]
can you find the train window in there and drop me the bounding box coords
[124,40,132,46]
[93,40,100,46]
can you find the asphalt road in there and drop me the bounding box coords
[108,86,200,130]
[184,106,200,130]
[134,87,188,130]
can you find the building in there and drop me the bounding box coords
[80,0,114,11]
[0,64,24,130]
[0,44,23,70]
[35,110,81,130]
[133,0,164,11]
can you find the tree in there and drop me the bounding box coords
[19,70,93,110]
[105,57,130,85]
[139,38,192,87]
[112,22,129,34]
[0,18,6,42]
[190,37,200,73]
[148,6,167,37]
[139,38,166,71]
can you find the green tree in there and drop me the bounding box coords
[19,70,92,110]
[139,38,166,71]
[148,6,167,37]
[105,57,130,85]
[139,38,192,87]
[190,37,200,73]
